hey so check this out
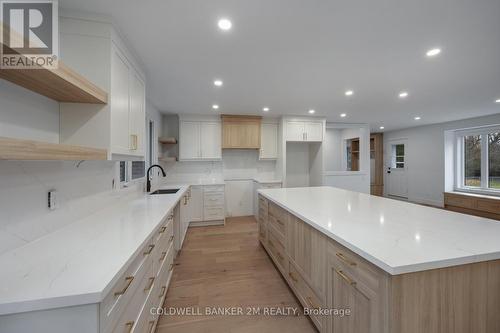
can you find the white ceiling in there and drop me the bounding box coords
[59,0,500,131]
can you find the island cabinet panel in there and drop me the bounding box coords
[326,240,389,333]
[258,195,269,245]
[389,260,500,333]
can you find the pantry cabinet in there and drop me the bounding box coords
[179,121,221,160]
[285,120,323,142]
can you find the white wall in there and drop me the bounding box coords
[286,143,310,187]
[383,113,500,206]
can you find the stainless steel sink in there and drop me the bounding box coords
[150,189,180,195]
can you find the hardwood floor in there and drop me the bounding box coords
[155,216,317,333]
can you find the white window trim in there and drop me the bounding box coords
[454,125,500,197]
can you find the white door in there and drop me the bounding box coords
[110,47,130,154]
[179,121,201,160]
[200,122,221,159]
[260,123,278,159]
[386,139,408,198]
[305,122,323,142]
[128,70,145,156]
[189,187,203,222]
[286,121,305,141]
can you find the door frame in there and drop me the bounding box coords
[385,138,409,199]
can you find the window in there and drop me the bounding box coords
[456,126,500,194]
[119,161,127,183]
[131,161,145,180]
[390,144,405,169]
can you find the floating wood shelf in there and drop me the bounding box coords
[158,137,177,144]
[0,23,107,104]
[0,137,107,160]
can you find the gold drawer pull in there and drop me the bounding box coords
[336,269,356,286]
[159,251,167,261]
[148,320,155,333]
[277,252,284,260]
[306,296,320,310]
[159,226,167,234]
[276,219,284,226]
[183,196,188,205]
[169,263,175,271]
[336,252,357,266]
[144,277,155,292]
[130,134,138,150]
[114,276,134,296]
[169,235,174,243]
[143,244,155,255]
[159,286,167,298]
[125,321,134,333]
[289,272,298,283]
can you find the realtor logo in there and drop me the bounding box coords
[1,0,58,69]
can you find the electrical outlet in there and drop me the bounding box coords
[48,190,57,210]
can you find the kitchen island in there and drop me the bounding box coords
[257,186,500,333]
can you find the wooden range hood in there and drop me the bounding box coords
[221,115,262,149]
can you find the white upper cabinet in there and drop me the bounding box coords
[179,120,221,160]
[304,122,323,142]
[59,17,146,160]
[200,122,222,159]
[260,123,278,159]
[285,120,324,142]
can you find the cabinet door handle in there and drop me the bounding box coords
[144,277,155,292]
[289,271,298,283]
[159,226,167,234]
[169,235,174,243]
[125,321,134,333]
[159,286,167,298]
[336,252,357,266]
[335,269,356,286]
[169,263,175,271]
[130,134,138,150]
[184,196,188,205]
[159,251,167,262]
[114,276,134,296]
[143,244,155,255]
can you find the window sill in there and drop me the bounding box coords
[451,189,500,200]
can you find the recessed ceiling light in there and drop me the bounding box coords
[426,48,441,57]
[345,90,354,96]
[212,104,219,110]
[340,113,347,118]
[399,92,409,98]
[414,116,421,120]
[262,107,270,112]
[213,79,223,87]
[217,18,232,31]
[496,99,500,103]
[308,109,315,114]
[379,126,385,130]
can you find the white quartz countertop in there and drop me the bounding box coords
[0,185,189,316]
[258,186,500,275]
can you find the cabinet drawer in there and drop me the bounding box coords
[152,219,174,275]
[259,220,267,244]
[288,263,324,330]
[100,237,153,333]
[476,198,500,214]
[268,228,286,272]
[268,203,287,235]
[204,206,225,220]
[268,212,286,237]
[112,262,153,333]
[203,185,225,193]
[444,193,476,209]
[204,192,224,207]
[328,239,386,291]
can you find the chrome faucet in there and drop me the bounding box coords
[146,164,166,192]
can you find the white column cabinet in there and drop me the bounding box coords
[110,48,131,154]
[179,121,221,160]
[128,71,146,157]
[260,123,278,159]
[188,186,203,222]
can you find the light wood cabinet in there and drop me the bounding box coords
[221,115,262,149]
[259,123,278,159]
[285,120,324,142]
[179,121,221,160]
[370,133,384,196]
[444,192,500,220]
